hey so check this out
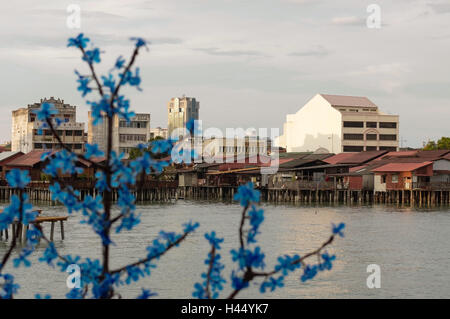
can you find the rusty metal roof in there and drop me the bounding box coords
[0,151,23,163]
[323,152,356,164]
[371,161,433,173]
[337,150,388,164]
[5,150,51,167]
[320,94,378,108]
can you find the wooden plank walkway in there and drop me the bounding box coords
[0,210,68,242]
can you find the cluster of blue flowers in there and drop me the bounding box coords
[193,232,226,299]
[0,170,45,298]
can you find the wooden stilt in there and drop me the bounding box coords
[60,220,65,240]
[50,221,55,242]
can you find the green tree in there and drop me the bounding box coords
[423,137,450,150]
[128,135,167,160]
[437,136,450,150]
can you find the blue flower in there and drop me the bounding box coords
[66,288,83,299]
[121,68,142,90]
[205,231,224,249]
[319,252,336,271]
[75,70,92,97]
[102,73,116,92]
[35,294,52,299]
[182,220,200,233]
[274,254,301,276]
[332,222,346,238]
[137,288,157,299]
[234,182,260,207]
[39,242,58,266]
[230,271,249,290]
[83,48,101,64]
[115,211,141,233]
[151,139,173,153]
[301,264,318,282]
[84,143,104,159]
[248,205,264,230]
[260,276,284,293]
[130,37,148,49]
[6,169,30,189]
[114,56,126,69]
[13,247,33,268]
[0,274,20,299]
[230,246,265,270]
[67,33,90,48]
[33,102,58,121]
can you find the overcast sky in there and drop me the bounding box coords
[1,0,449,147]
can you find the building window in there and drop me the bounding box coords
[366,146,377,151]
[391,174,399,183]
[379,146,397,151]
[74,144,82,149]
[379,134,397,141]
[366,134,377,140]
[343,146,364,152]
[74,130,83,136]
[379,122,397,129]
[381,175,387,183]
[34,143,42,149]
[343,121,364,128]
[366,122,377,128]
[343,134,364,140]
[66,130,73,136]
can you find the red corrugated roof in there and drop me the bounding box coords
[323,153,356,164]
[349,165,367,172]
[371,161,432,173]
[5,150,51,167]
[416,150,450,158]
[339,150,388,164]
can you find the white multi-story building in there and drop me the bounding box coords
[277,94,399,153]
[11,97,86,154]
[150,127,169,140]
[88,112,151,157]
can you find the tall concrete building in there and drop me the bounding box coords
[277,94,399,153]
[167,96,199,136]
[11,97,86,154]
[88,112,151,158]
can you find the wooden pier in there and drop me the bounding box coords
[0,214,68,242]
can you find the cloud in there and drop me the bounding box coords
[427,2,450,14]
[331,16,365,26]
[349,63,411,77]
[289,45,331,57]
[193,47,265,57]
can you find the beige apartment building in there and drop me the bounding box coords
[277,94,399,153]
[11,97,86,154]
[167,96,199,136]
[88,112,151,158]
[150,127,169,140]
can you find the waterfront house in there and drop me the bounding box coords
[371,162,433,192]
[0,151,24,180]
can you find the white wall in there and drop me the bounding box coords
[283,94,342,152]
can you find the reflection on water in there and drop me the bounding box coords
[0,200,449,299]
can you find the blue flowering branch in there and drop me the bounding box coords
[0,170,41,299]
[1,33,346,299]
